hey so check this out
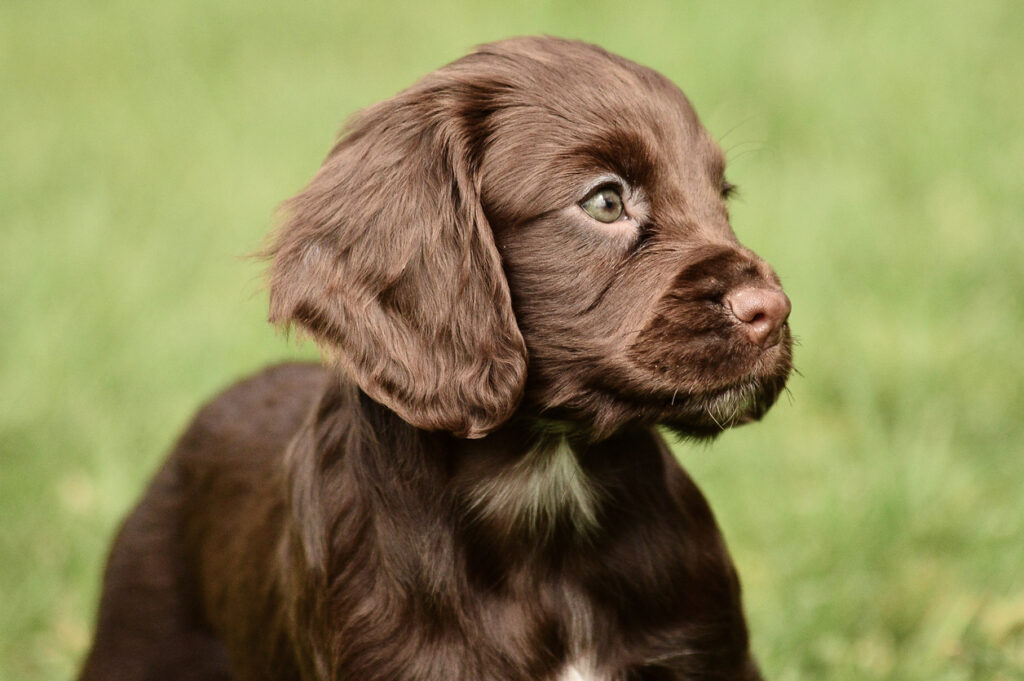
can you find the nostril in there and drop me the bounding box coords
[725,287,791,348]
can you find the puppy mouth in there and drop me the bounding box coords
[533,324,794,438]
[655,367,790,437]
[695,378,778,428]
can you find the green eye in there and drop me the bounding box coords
[580,187,624,223]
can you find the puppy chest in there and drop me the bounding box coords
[558,659,607,681]
[466,437,599,535]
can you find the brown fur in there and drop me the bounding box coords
[79,37,792,681]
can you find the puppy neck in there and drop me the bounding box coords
[459,425,600,538]
[310,382,605,540]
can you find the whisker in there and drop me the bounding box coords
[705,405,725,430]
[718,117,757,144]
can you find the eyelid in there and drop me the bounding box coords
[580,174,628,201]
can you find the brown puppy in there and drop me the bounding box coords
[79,37,792,681]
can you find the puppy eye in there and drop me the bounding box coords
[721,180,738,199]
[580,187,625,223]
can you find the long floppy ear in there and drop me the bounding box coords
[267,76,527,438]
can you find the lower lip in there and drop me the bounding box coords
[705,379,763,419]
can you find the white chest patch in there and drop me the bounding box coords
[558,657,606,681]
[467,436,598,534]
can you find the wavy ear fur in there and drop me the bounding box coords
[268,72,527,438]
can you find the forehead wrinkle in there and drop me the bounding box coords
[481,105,654,215]
[475,48,719,226]
[568,129,659,190]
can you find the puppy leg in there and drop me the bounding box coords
[77,463,233,681]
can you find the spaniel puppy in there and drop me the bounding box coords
[79,37,792,681]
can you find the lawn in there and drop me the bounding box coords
[1,0,1022,679]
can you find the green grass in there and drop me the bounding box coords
[2,0,1022,678]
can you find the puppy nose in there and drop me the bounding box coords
[725,287,791,348]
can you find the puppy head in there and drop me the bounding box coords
[268,37,792,440]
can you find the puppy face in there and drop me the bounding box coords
[474,39,793,437]
[269,37,791,439]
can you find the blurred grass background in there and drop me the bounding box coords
[2,0,1022,678]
